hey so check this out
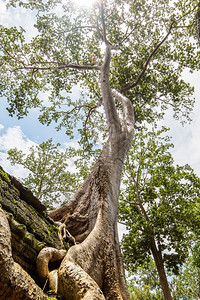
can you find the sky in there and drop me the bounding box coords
[0,0,200,179]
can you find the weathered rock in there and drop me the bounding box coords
[0,166,63,281]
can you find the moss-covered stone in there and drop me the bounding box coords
[0,168,11,182]
[0,165,63,279]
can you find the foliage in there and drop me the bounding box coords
[128,259,164,300]
[171,256,200,299]
[7,139,78,209]
[119,125,200,274]
[128,256,200,299]
[0,0,200,153]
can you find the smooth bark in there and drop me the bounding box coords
[49,45,134,299]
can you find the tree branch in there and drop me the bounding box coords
[119,198,140,206]
[112,89,134,135]
[14,63,101,72]
[83,104,100,148]
[120,22,175,93]
[101,3,107,44]
[100,4,121,135]
[120,22,139,44]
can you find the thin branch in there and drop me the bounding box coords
[56,25,96,36]
[3,46,102,72]
[156,96,176,107]
[118,220,127,226]
[83,105,99,147]
[120,23,139,44]
[136,163,141,188]
[51,104,96,117]
[3,46,26,67]
[126,157,137,186]
[120,22,175,92]
[14,63,101,72]
[173,24,193,29]
[120,4,200,93]
[101,3,107,44]
[119,198,140,206]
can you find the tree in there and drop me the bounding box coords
[171,256,200,299]
[7,139,78,209]
[0,0,200,299]
[119,125,200,300]
[128,256,200,299]
[128,259,164,300]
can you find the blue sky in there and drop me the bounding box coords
[0,97,70,144]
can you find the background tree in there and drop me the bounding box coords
[128,259,164,300]
[128,256,200,299]
[0,0,200,299]
[7,139,78,209]
[119,125,200,299]
[171,256,200,299]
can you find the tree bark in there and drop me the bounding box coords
[49,45,134,299]
[150,239,173,300]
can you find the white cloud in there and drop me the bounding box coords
[64,140,80,150]
[168,71,200,175]
[0,0,37,41]
[0,126,36,152]
[0,126,37,177]
[170,114,200,175]
[0,151,28,178]
[0,124,4,131]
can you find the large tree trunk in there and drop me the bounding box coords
[49,45,134,299]
[50,136,132,299]
[0,44,134,299]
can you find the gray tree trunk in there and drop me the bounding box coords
[50,45,134,299]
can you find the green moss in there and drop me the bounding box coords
[13,198,18,209]
[24,231,45,251]
[0,169,10,182]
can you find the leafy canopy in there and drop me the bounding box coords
[0,0,200,151]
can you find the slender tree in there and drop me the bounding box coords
[119,126,200,300]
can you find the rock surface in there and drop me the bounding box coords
[0,166,63,282]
